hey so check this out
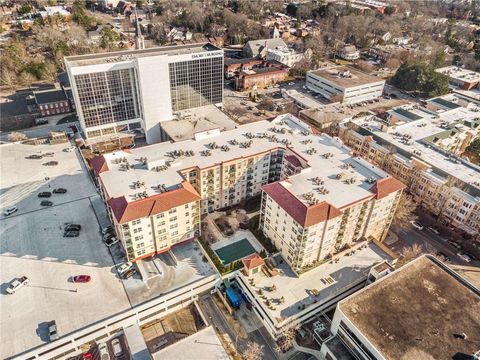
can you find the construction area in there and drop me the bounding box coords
[141,304,206,354]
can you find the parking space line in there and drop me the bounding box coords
[0,195,96,220]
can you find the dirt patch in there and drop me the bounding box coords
[141,304,206,353]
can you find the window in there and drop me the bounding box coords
[134,235,143,241]
[169,56,223,111]
[185,204,189,209]
[74,68,140,128]
[156,213,164,219]
[170,224,178,229]
[169,208,177,214]
[172,231,178,236]
[132,219,141,225]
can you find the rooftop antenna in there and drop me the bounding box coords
[134,8,144,50]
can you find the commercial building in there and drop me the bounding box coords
[233,61,289,91]
[266,46,307,67]
[338,45,360,61]
[322,255,480,360]
[436,66,480,90]
[65,43,224,144]
[306,66,385,104]
[224,58,263,79]
[339,98,480,238]
[29,88,73,117]
[92,114,404,264]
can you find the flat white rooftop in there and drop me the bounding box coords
[308,65,384,88]
[65,43,222,67]
[162,105,237,142]
[243,242,391,321]
[436,66,480,83]
[152,326,229,360]
[351,104,480,189]
[100,114,390,209]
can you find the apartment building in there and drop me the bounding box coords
[92,114,403,263]
[322,255,480,360]
[65,43,223,144]
[306,66,385,104]
[260,155,404,271]
[436,66,480,90]
[339,99,480,238]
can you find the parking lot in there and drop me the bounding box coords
[0,142,131,359]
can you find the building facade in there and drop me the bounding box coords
[306,66,385,104]
[339,100,480,238]
[234,63,289,91]
[92,114,404,264]
[436,66,480,90]
[266,46,306,67]
[65,43,223,144]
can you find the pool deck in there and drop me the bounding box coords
[210,229,265,253]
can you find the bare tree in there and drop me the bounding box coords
[397,243,423,267]
[7,132,28,142]
[276,326,297,353]
[243,341,264,360]
[391,193,418,231]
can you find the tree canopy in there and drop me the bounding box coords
[391,62,450,97]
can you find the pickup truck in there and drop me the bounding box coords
[6,276,29,294]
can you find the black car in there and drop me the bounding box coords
[63,230,79,237]
[43,161,58,166]
[65,224,81,231]
[53,188,67,194]
[38,192,52,198]
[40,201,53,206]
[26,154,43,159]
[122,268,137,279]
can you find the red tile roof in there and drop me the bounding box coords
[90,156,108,176]
[108,181,201,224]
[242,253,265,270]
[262,182,342,227]
[285,154,302,168]
[370,176,406,199]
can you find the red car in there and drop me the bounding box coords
[73,275,91,283]
[82,352,92,360]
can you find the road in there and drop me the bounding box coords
[388,224,480,267]
[199,294,278,360]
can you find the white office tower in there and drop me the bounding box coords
[65,43,224,144]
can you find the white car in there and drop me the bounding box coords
[112,338,123,357]
[63,147,76,152]
[104,237,119,247]
[101,226,113,235]
[288,82,295,85]
[6,276,29,294]
[410,221,424,230]
[4,207,18,216]
[457,253,472,263]
[427,226,440,235]
[117,262,133,275]
[98,343,110,360]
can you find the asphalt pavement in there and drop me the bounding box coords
[388,224,480,267]
[199,294,278,360]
